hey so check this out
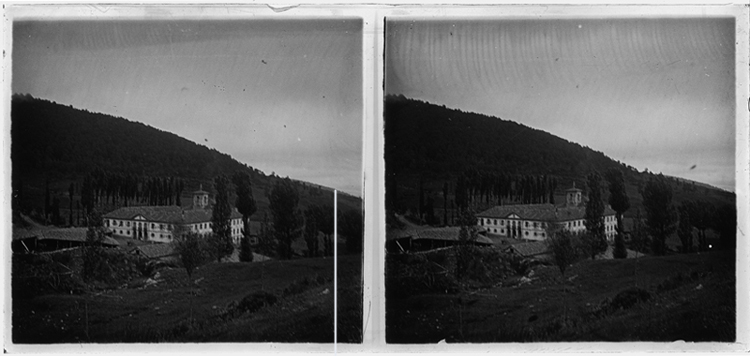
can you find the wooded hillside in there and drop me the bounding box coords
[384,95,734,222]
[11,95,361,225]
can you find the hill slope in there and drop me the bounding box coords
[384,95,734,219]
[11,95,361,222]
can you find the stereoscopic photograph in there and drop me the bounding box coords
[10,15,363,343]
[385,17,737,343]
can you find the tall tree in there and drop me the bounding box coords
[546,223,579,277]
[81,175,94,216]
[239,232,254,262]
[303,207,320,257]
[269,179,303,259]
[418,176,425,222]
[173,227,208,280]
[605,168,630,259]
[583,171,607,259]
[210,174,234,262]
[340,209,363,254]
[455,208,479,280]
[82,208,106,282]
[630,208,649,255]
[713,204,736,250]
[641,175,677,256]
[51,197,62,226]
[232,171,257,222]
[316,204,335,257]
[44,180,51,223]
[687,201,714,252]
[68,182,75,226]
[443,181,449,226]
[256,212,277,257]
[232,171,257,262]
[677,202,694,253]
[455,174,468,211]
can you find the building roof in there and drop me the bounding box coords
[387,226,493,245]
[193,184,210,195]
[13,227,120,246]
[133,243,176,259]
[476,203,615,222]
[504,241,549,257]
[12,227,38,240]
[103,205,242,224]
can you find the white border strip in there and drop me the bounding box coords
[334,190,338,352]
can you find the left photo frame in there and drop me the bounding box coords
[5,6,364,348]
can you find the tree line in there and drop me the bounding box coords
[172,173,363,278]
[547,169,736,279]
[79,170,187,213]
[403,170,560,226]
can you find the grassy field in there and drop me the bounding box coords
[386,250,735,343]
[12,252,362,343]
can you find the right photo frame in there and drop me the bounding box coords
[383,11,743,344]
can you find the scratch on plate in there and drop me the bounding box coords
[267,4,298,13]
[90,5,110,13]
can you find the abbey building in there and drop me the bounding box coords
[103,186,243,244]
[476,185,617,242]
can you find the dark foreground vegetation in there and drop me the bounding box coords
[13,249,362,343]
[386,247,734,343]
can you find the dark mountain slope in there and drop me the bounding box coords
[384,95,734,220]
[385,95,625,178]
[11,95,361,223]
[12,94,255,181]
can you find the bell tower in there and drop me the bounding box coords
[192,184,209,209]
[565,182,582,207]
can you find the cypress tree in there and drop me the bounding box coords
[583,171,607,259]
[233,171,257,262]
[210,175,234,262]
[605,168,630,259]
[641,175,677,256]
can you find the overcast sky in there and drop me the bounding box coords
[386,18,736,192]
[13,20,363,196]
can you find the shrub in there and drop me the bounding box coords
[609,287,651,310]
[236,291,277,314]
[595,287,651,316]
[508,254,532,276]
[386,251,458,298]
